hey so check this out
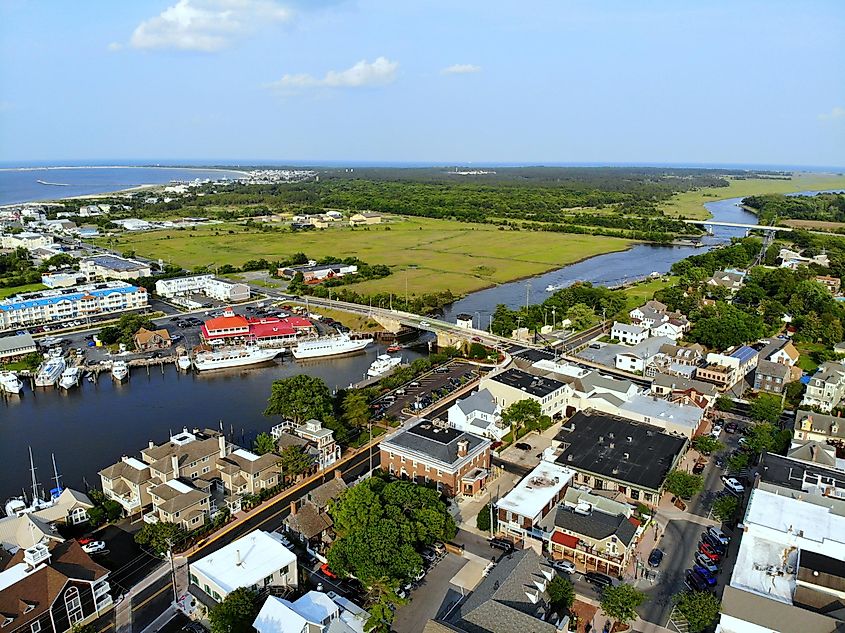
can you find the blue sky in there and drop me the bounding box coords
[1,0,843,166]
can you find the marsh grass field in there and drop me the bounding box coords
[98,217,634,296]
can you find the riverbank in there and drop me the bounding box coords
[660,172,845,219]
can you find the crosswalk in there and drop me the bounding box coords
[667,606,690,633]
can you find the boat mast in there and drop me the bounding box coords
[52,453,63,494]
[28,447,40,503]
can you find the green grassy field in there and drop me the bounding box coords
[621,276,679,311]
[661,173,845,220]
[0,283,47,299]
[98,217,634,296]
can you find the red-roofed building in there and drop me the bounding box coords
[201,309,314,344]
[201,308,249,342]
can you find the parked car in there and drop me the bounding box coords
[489,537,514,552]
[710,424,723,438]
[698,543,721,561]
[515,442,532,450]
[707,526,730,546]
[725,421,738,434]
[692,460,706,475]
[584,572,614,588]
[685,569,710,592]
[694,553,719,574]
[549,559,576,574]
[419,320,430,327]
[319,563,338,579]
[722,476,745,495]
[701,533,727,555]
[82,540,106,554]
[691,567,717,587]
[647,549,664,568]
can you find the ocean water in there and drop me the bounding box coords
[0,166,246,206]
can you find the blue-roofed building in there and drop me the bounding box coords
[0,281,148,331]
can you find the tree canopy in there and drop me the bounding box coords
[600,584,647,625]
[134,521,186,555]
[265,374,334,423]
[209,588,261,633]
[664,470,704,500]
[253,432,277,455]
[674,590,721,633]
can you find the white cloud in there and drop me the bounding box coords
[129,0,291,52]
[107,42,123,52]
[268,57,399,92]
[818,106,845,121]
[442,63,481,75]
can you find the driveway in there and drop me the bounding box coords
[392,553,467,633]
[94,524,161,595]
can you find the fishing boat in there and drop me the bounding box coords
[193,345,279,372]
[59,366,81,390]
[111,360,129,382]
[367,354,402,377]
[177,355,192,371]
[0,370,23,395]
[292,334,373,360]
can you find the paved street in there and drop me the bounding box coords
[393,554,467,633]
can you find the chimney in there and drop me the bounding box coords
[235,549,242,566]
[218,434,227,459]
[457,440,469,457]
[290,501,297,516]
[334,469,342,480]
[171,455,180,479]
[148,440,154,449]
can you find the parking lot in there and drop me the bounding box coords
[88,524,162,595]
[372,361,482,422]
[393,551,467,633]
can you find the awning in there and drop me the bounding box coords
[551,532,580,549]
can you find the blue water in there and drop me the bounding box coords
[0,166,246,206]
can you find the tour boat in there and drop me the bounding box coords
[59,366,81,390]
[111,360,129,382]
[292,334,372,360]
[367,354,402,377]
[193,345,279,372]
[0,370,23,395]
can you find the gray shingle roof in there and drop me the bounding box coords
[553,506,637,546]
[449,549,558,633]
[381,421,489,465]
[455,389,498,416]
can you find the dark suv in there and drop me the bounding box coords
[488,537,514,552]
[584,572,614,588]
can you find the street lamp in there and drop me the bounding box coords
[474,311,480,330]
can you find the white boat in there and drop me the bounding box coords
[193,345,279,372]
[4,449,60,518]
[111,360,129,382]
[59,366,81,390]
[35,352,66,388]
[545,285,557,292]
[177,356,192,371]
[367,354,403,377]
[292,334,373,360]
[0,370,23,395]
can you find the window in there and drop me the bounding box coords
[65,586,83,625]
[630,489,640,500]
[31,621,41,633]
[190,573,198,585]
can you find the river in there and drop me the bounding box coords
[0,192,805,503]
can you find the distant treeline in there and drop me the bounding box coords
[743,192,845,226]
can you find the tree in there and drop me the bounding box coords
[279,445,314,483]
[265,374,333,423]
[253,432,277,456]
[664,470,704,500]
[712,494,739,522]
[674,590,721,633]
[209,587,260,633]
[727,451,750,473]
[566,303,596,331]
[691,435,723,456]
[715,395,733,412]
[749,394,783,424]
[600,584,646,625]
[547,575,575,613]
[342,390,372,428]
[134,521,187,555]
[746,422,777,454]
[365,596,395,633]
[475,502,498,533]
[502,399,544,439]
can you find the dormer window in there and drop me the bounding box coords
[2,617,13,628]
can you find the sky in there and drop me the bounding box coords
[0,0,844,167]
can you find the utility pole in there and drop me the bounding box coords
[525,282,531,311]
[166,539,178,605]
[368,421,373,475]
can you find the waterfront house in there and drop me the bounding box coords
[147,479,211,530]
[546,411,687,507]
[133,327,172,352]
[98,456,153,515]
[0,541,112,633]
[216,448,281,501]
[705,269,746,294]
[380,419,491,497]
[189,530,297,604]
[447,388,506,441]
[0,332,37,362]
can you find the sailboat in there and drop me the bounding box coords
[3,448,59,517]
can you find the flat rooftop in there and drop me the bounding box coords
[497,461,574,520]
[85,254,148,271]
[487,367,566,397]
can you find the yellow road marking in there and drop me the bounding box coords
[133,582,172,611]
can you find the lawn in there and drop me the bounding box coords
[0,283,47,299]
[308,307,384,332]
[795,342,827,373]
[621,276,679,311]
[660,173,845,220]
[97,217,634,297]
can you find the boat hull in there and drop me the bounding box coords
[194,348,279,372]
[0,372,23,395]
[292,337,372,360]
